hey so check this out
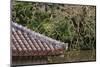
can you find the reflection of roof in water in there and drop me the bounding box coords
[11,22,68,56]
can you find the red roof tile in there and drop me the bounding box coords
[11,22,68,56]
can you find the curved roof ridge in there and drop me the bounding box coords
[11,22,65,46]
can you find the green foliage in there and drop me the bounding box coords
[12,1,96,50]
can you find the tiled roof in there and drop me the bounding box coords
[11,22,68,56]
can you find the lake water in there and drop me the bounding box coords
[12,50,96,66]
[48,50,96,63]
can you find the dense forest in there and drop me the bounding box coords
[12,1,96,51]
